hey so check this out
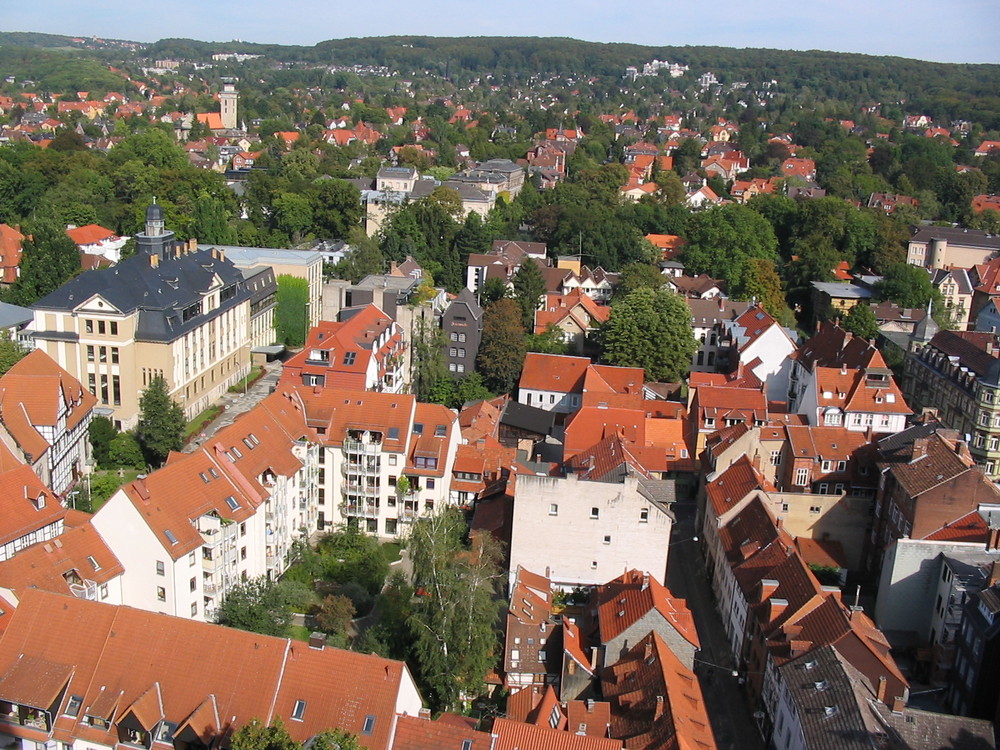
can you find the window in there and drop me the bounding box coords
[818,483,829,494]
[62,695,84,718]
[189,552,196,567]
[343,352,356,366]
[549,503,558,516]
[388,454,397,466]
[100,584,108,600]
[111,347,119,364]
[837,460,847,472]
[98,320,106,335]
[385,518,398,535]
[590,561,598,569]
[809,505,822,514]
[191,602,198,617]
[88,555,100,571]
[795,468,809,486]
[426,478,435,490]
[241,547,247,561]
[603,535,611,544]
[362,716,376,735]
[85,320,94,334]
[640,507,649,523]
[87,345,95,362]
[110,322,118,335]
[458,332,466,343]
[450,332,458,341]
[450,347,457,357]
[156,586,166,602]
[292,701,306,721]
[770,450,781,466]
[590,507,599,519]
[821,460,832,472]
[190,577,197,592]
[156,560,165,576]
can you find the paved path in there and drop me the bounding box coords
[668,500,766,750]
[184,361,283,452]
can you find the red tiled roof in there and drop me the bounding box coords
[66,224,116,246]
[519,353,591,393]
[706,455,772,520]
[492,717,622,750]
[0,589,414,749]
[0,466,64,547]
[0,522,123,597]
[392,715,494,749]
[923,510,990,543]
[595,570,699,648]
[601,632,716,750]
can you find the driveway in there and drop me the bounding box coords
[184,360,283,451]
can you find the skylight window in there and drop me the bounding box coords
[291,700,306,721]
[343,352,357,366]
[413,423,424,435]
[88,556,100,571]
[434,424,447,437]
[225,496,240,511]
[388,427,400,440]
[164,530,178,545]
[362,716,376,735]
[200,472,210,483]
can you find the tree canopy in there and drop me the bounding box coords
[136,375,185,466]
[601,288,698,382]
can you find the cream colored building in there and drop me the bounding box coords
[30,204,260,430]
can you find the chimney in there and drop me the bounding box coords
[590,646,601,670]
[911,438,930,463]
[642,572,650,591]
[308,632,327,650]
[767,598,789,622]
[189,238,198,253]
[149,253,159,269]
[418,708,431,719]
[891,696,905,713]
[990,560,1000,586]
[877,676,887,702]
[654,695,666,720]
[644,641,654,661]
[987,341,995,356]
[840,363,847,375]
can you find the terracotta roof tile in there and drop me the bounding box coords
[391,715,494,749]
[595,570,699,649]
[519,353,591,393]
[492,717,622,750]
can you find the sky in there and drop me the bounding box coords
[5,0,999,64]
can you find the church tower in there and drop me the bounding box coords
[219,79,238,130]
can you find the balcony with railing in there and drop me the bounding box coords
[0,702,51,732]
[342,481,380,498]
[398,501,420,522]
[344,500,380,519]
[68,579,99,601]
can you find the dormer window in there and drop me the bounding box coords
[32,493,45,510]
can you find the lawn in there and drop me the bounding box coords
[81,469,142,512]
[288,624,313,642]
[228,365,265,393]
[381,541,404,564]
[184,404,225,439]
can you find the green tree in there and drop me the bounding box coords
[311,179,363,239]
[479,277,509,305]
[334,228,384,283]
[231,718,299,750]
[511,259,546,330]
[525,324,571,356]
[408,508,504,711]
[452,211,491,267]
[5,221,82,306]
[274,275,310,347]
[217,577,313,637]
[876,263,937,309]
[841,303,880,340]
[310,729,363,750]
[311,594,356,637]
[0,336,26,376]
[477,299,526,394]
[273,192,313,245]
[136,375,185,466]
[411,314,450,402]
[616,262,664,298]
[88,415,117,468]
[681,204,780,298]
[739,258,787,319]
[192,190,234,244]
[601,288,697,382]
[108,432,145,469]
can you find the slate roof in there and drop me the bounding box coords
[910,225,1000,251]
[925,330,1000,378]
[870,702,997,750]
[500,400,555,436]
[32,247,252,344]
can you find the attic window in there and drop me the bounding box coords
[32,493,45,510]
[209,468,220,479]
[388,427,400,440]
[247,433,260,446]
[231,446,243,459]
[434,424,447,437]
[343,352,357,366]
[165,529,178,545]
[462,741,473,750]
[413,423,424,435]
[156,721,178,743]
[362,715,376,735]
[88,555,100,571]
[225,496,240,511]
[243,437,256,450]
[291,700,306,721]
[64,695,83,718]
[200,472,210,483]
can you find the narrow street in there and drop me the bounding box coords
[667,500,766,750]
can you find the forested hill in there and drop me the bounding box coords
[3,32,999,124]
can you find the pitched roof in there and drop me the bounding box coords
[706,455,772,520]
[491,717,622,750]
[0,522,123,597]
[0,350,97,460]
[595,570,699,649]
[792,322,882,371]
[925,330,1000,378]
[600,632,716,750]
[0,465,64,547]
[66,224,117,246]
[0,589,415,748]
[519,353,591,393]
[391,715,494,750]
